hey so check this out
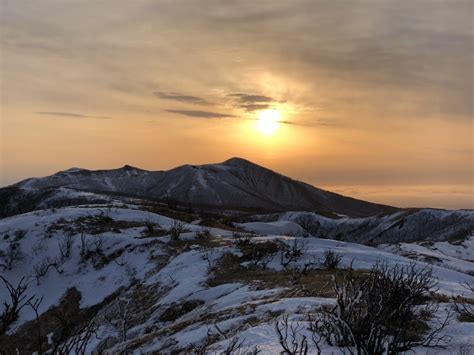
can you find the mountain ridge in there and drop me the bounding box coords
[3,157,398,218]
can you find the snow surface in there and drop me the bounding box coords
[1,205,473,353]
[236,220,305,236]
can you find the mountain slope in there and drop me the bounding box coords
[241,208,474,244]
[1,157,397,218]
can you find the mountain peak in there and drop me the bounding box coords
[61,167,86,173]
[223,157,258,167]
[121,164,140,170]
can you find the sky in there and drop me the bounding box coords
[0,0,472,209]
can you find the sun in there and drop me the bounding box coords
[256,109,280,136]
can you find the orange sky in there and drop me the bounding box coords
[1,0,472,209]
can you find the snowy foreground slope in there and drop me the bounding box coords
[1,205,473,354]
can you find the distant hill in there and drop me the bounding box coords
[243,208,474,245]
[0,157,397,218]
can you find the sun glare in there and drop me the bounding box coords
[256,109,280,136]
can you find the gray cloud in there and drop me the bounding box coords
[154,92,211,105]
[248,118,335,127]
[36,111,88,118]
[228,93,281,112]
[229,93,275,103]
[166,110,236,118]
[278,120,295,125]
[239,104,272,112]
[36,112,111,119]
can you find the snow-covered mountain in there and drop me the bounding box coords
[2,160,472,353]
[241,208,474,244]
[0,157,397,218]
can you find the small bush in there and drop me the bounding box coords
[13,230,27,241]
[453,282,474,322]
[34,256,63,284]
[239,240,280,268]
[275,314,309,355]
[0,242,23,271]
[170,220,185,241]
[0,276,32,336]
[58,233,73,260]
[159,300,204,322]
[321,250,342,270]
[310,263,450,354]
[280,239,306,268]
[145,220,155,233]
[232,232,253,247]
[195,228,211,240]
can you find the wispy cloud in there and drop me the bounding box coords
[247,117,338,127]
[239,103,272,112]
[36,111,87,118]
[228,93,275,103]
[278,120,295,125]
[166,110,236,118]
[35,112,111,119]
[228,93,282,112]
[154,92,211,105]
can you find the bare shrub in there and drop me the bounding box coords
[34,256,63,284]
[196,228,211,239]
[237,239,279,269]
[202,252,217,272]
[80,229,87,256]
[458,344,472,355]
[55,314,100,355]
[32,239,46,254]
[13,229,27,241]
[0,242,23,271]
[79,234,108,269]
[90,235,104,254]
[58,232,73,260]
[250,241,279,269]
[142,218,163,237]
[453,282,474,322]
[286,261,318,286]
[275,314,309,355]
[321,250,342,270]
[169,220,185,240]
[35,288,98,354]
[310,263,452,354]
[27,296,44,354]
[232,232,253,247]
[103,297,131,342]
[0,276,34,335]
[280,239,306,268]
[145,218,155,233]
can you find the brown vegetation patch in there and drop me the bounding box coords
[207,252,366,297]
[159,300,204,322]
[47,215,144,235]
[447,228,471,245]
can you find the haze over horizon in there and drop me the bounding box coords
[1,0,473,209]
